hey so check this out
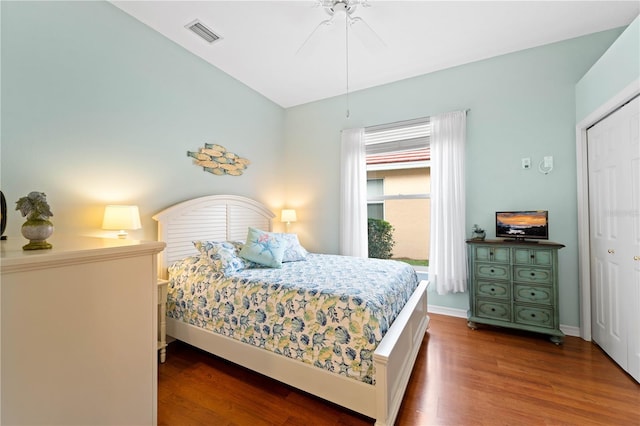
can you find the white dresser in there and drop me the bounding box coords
[0,236,165,425]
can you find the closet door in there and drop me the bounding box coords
[587,95,639,382]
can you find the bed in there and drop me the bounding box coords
[153,195,430,426]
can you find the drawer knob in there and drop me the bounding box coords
[531,292,536,296]
[490,269,495,273]
[530,272,535,277]
[531,313,536,318]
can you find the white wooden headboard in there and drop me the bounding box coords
[152,195,275,277]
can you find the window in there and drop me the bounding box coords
[365,117,430,270]
[367,178,384,220]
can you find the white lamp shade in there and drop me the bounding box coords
[280,209,297,223]
[102,205,142,231]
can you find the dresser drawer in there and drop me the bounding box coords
[476,280,510,300]
[475,263,511,281]
[514,284,553,305]
[513,248,553,266]
[476,300,511,321]
[513,266,552,284]
[474,246,510,263]
[514,304,554,328]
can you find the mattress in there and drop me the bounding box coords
[167,253,420,384]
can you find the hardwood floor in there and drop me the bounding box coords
[158,314,640,425]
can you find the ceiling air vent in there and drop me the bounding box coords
[185,20,221,44]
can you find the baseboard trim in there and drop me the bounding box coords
[560,325,581,338]
[427,305,467,318]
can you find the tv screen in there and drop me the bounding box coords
[496,211,549,241]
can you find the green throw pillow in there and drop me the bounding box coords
[239,227,285,268]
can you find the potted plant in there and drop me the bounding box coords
[471,224,486,241]
[16,191,54,250]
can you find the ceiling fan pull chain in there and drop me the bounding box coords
[345,11,350,118]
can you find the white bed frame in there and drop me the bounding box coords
[153,195,430,426]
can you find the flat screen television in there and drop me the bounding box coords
[496,210,548,241]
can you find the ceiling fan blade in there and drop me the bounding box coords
[349,16,386,51]
[295,17,334,56]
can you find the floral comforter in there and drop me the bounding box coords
[167,253,419,384]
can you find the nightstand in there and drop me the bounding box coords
[157,278,169,363]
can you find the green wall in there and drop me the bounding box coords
[1,1,285,240]
[576,16,639,121]
[284,28,624,324]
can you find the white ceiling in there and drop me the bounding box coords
[111,1,639,108]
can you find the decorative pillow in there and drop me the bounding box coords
[229,240,265,269]
[274,233,308,262]
[193,240,245,276]
[239,227,285,268]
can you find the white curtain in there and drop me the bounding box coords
[429,111,468,294]
[340,128,368,257]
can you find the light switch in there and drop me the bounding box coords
[544,156,553,168]
[522,158,531,169]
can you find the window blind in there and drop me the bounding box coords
[364,117,430,155]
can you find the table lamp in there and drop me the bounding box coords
[280,209,297,232]
[102,205,142,238]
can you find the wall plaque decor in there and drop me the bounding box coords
[187,143,251,176]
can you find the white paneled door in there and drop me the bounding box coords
[587,95,639,383]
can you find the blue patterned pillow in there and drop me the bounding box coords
[275,233,308,262]
[239,227,285,268]
[194,241,245,275]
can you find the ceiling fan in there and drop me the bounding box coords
[297,0,385,117]
[296,0,385,55]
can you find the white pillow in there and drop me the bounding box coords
[275,233,308,262]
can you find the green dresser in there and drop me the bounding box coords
[466,239,565,344]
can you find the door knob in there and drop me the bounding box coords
[634,256,640,261]
[607,249,615,254]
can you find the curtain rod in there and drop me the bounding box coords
[365,116,429,132]
[365,109,470,132]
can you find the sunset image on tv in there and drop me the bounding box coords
[498,211,546,226]
[496,211,548,239]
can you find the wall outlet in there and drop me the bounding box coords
[544,156,553,168]
[522,157,531,169]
